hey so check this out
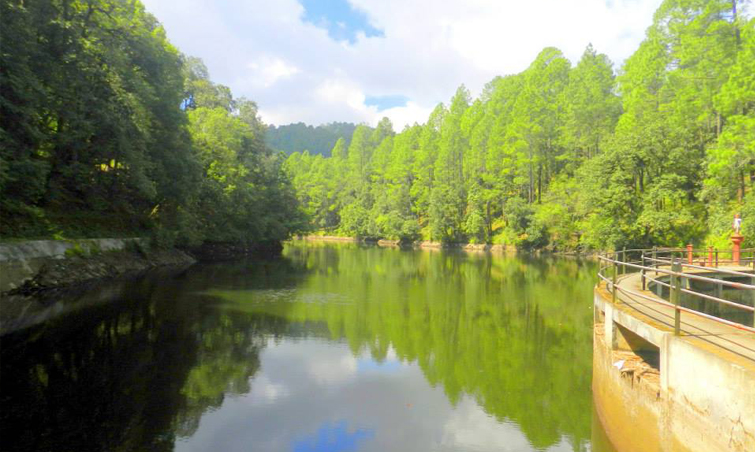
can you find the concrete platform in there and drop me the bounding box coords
[593,270,755,452]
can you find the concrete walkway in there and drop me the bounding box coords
[608,269,755,364]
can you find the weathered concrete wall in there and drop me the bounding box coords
[0,238,146,293]
[593,285,755,452]
[593,327,693,452]
[664,335,755,451]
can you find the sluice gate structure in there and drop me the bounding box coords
[593,247,755,452]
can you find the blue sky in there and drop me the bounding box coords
[364,95,409,111]
[141,0,665,128]
[300,0,383,43]
[292,421,374,452]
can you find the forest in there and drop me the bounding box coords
[285,0,755,251]
[266,122,358,156]
[0,0,303,245]
[2,0,753,252]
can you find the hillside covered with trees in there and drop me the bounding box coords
[266,122,359,156]
[0,0,303,245]
[285,0,755,251]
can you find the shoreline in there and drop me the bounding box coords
[0,238,288,296]
[0,239,196,296]
[296,234,516,252]
[0,235,595,296]
[0,238,285,334]
[294,235,598,257]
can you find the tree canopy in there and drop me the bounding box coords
[0,0,304,245]
[266,122,360,156]
[286,0,755,250]
[3,0,752,251]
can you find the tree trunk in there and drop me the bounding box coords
[740,171,746,202]
[733,0,741,45]
[716,112,721,139]
[537,164,542,204]
[528,162,533,204]
[485,200,492,241]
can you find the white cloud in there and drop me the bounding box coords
[442,398,532,450]
[264,339,359,385]
[247,375,290,404]
[442,396,578,451]
[307,352,358,384]
[379,102,434,130]
[141,0,663,128]
[247,56,300,88]
[315,78,365,109]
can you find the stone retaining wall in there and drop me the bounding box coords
[0,238,147,293]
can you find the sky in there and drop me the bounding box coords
[140,0,664,129]
[176,340,579,452]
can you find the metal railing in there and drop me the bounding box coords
[598,247,755,335]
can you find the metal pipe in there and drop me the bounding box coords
[653,247,657,276]
[600,257,755,289]
[613,284,755,334]
[612,256,618,304]
[679,287,755,312]
[641,250,646,291]
[645,276,671,289]
[671,259,681,336]
[643,258,755,278]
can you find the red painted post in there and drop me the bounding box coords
[732,234,743,265]
[687,244,693,265]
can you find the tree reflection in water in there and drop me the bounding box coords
[0,244,598,452]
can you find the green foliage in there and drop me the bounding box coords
[285,1,755,250]
[5,0,751,250]
[64,242,90,258]
[1,0,303,245]
[266,122,360,156]
[63,240,103,258]
[124,239,150,256]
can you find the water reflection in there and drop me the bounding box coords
[0,243,605,451]
[293,421,374,452]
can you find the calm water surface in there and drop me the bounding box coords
[0,242,615,451]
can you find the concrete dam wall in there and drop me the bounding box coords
[593,279,755,452]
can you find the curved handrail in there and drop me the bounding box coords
[597,248,755,335]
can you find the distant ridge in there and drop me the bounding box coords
[266,122,360,156]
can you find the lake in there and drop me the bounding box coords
[0,241,615,451]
